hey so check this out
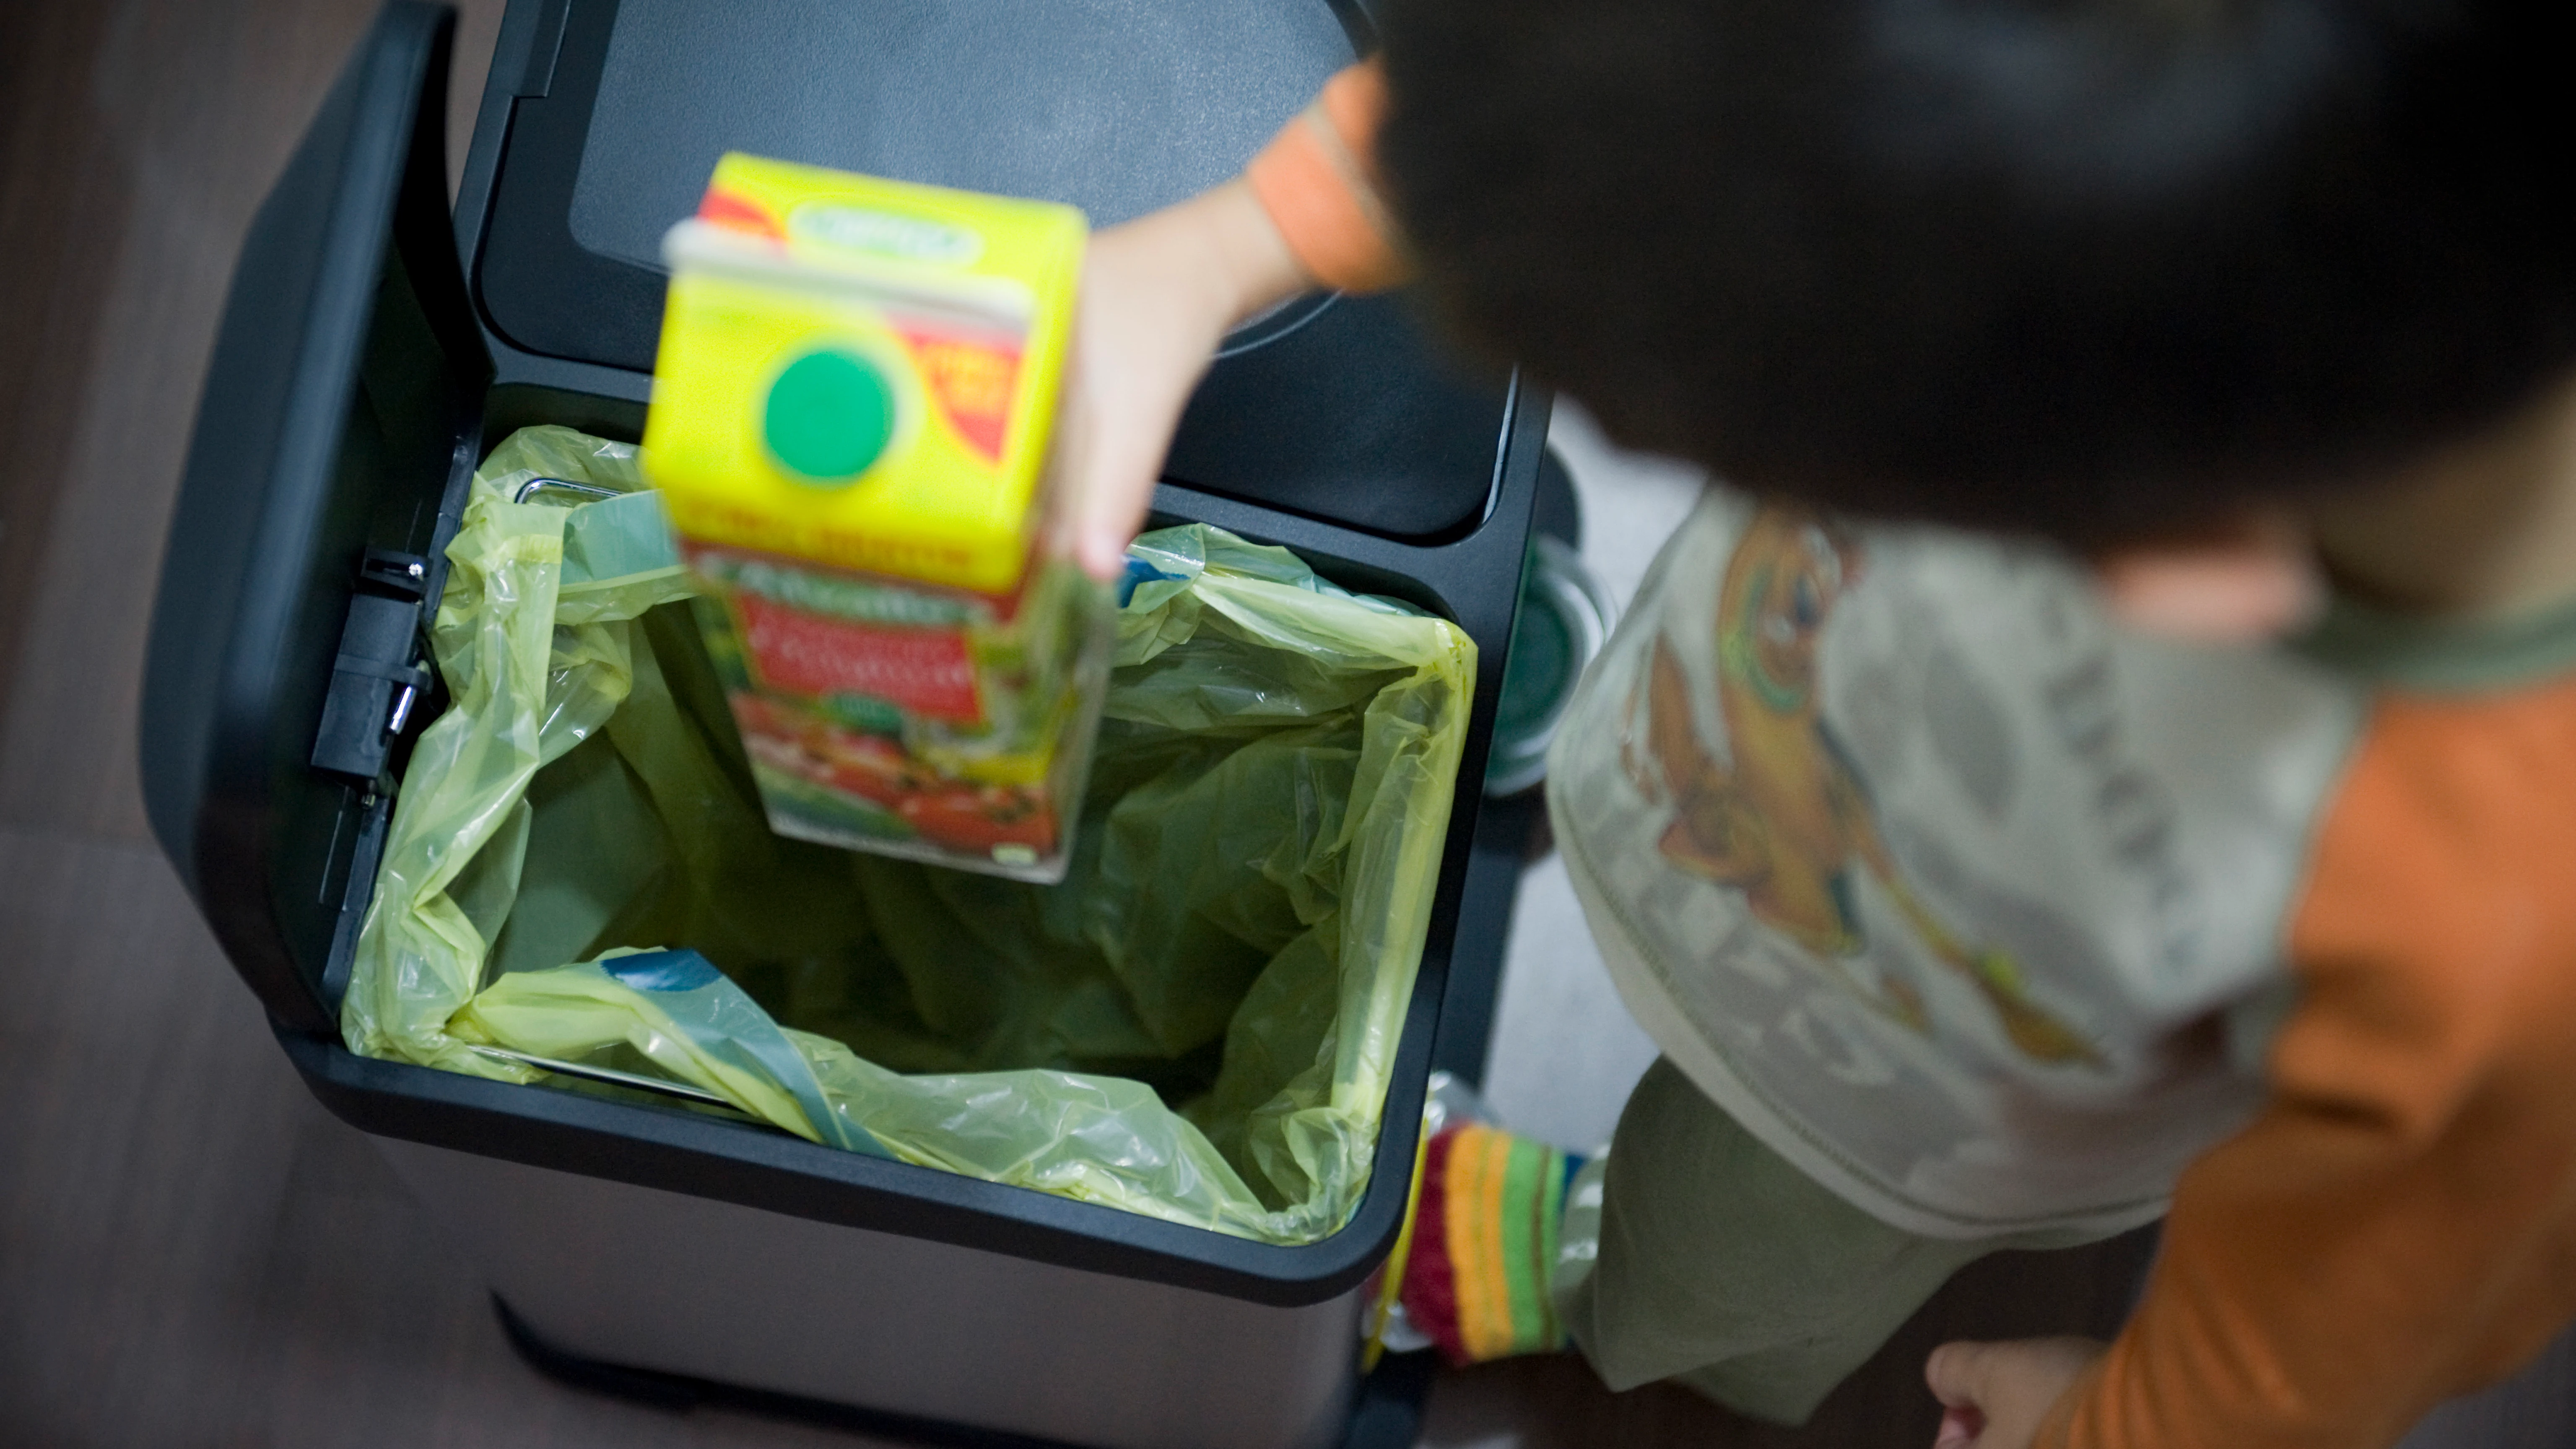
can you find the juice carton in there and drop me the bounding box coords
[644,154,1110,883]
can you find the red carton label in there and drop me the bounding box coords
[735,592,982,722]
[898,325,1022,462]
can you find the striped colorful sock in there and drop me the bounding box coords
[1397,1123,1585,1365]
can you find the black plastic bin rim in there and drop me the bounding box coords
[281,989,1434,1308]
[281,464,1542,1308]
[282,414,1547,1314]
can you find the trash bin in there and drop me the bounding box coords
[137,4,1545,1447]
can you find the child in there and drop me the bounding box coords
[1057,2,2576,1445]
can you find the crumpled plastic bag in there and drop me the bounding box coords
[342,424,1475,1243]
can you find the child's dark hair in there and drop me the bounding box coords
[1376,0,2576,547]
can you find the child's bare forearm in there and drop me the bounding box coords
[1055,179,1310,578]
[1198,177,1314,323]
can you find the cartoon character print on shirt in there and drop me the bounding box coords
[1621,505,2103,1069]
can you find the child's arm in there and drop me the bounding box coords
[1056,181,1307,577]
[1238,62,1410,295]
[2001,688,2576,1449]
[1059,63,1407,577]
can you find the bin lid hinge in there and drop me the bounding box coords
[311,548,434,782]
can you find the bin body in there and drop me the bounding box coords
[380,1138,1368,1449]
[140,4,1544,1444]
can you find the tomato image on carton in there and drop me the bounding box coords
[645,154,1110,883]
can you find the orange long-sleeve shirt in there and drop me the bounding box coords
[1253,60,2576,1449]
[1244,62,1412,294]
[2047,676,2576,1447]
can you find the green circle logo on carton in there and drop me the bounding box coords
[764,348,894,483]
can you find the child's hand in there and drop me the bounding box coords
[1054,179,1311,580]
[1924,1337,2105,1449]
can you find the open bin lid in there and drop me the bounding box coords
[467,0,1511,540]
[143,2,488,1036]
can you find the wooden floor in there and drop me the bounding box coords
[2,3,2572,1445]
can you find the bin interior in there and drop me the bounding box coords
[366,426,1473,1242]
[515,597,1423,1123]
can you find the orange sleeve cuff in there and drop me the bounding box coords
[1244,60,1413,293]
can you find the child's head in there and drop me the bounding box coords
[1376,0,2576,556]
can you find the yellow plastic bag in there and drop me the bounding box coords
[343,426,1474,1242]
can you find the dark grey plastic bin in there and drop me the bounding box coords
[139,4,1545,1446]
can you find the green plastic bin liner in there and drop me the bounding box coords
[341,426,1475,1244]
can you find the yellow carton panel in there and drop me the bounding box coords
[645,156,1085,596]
